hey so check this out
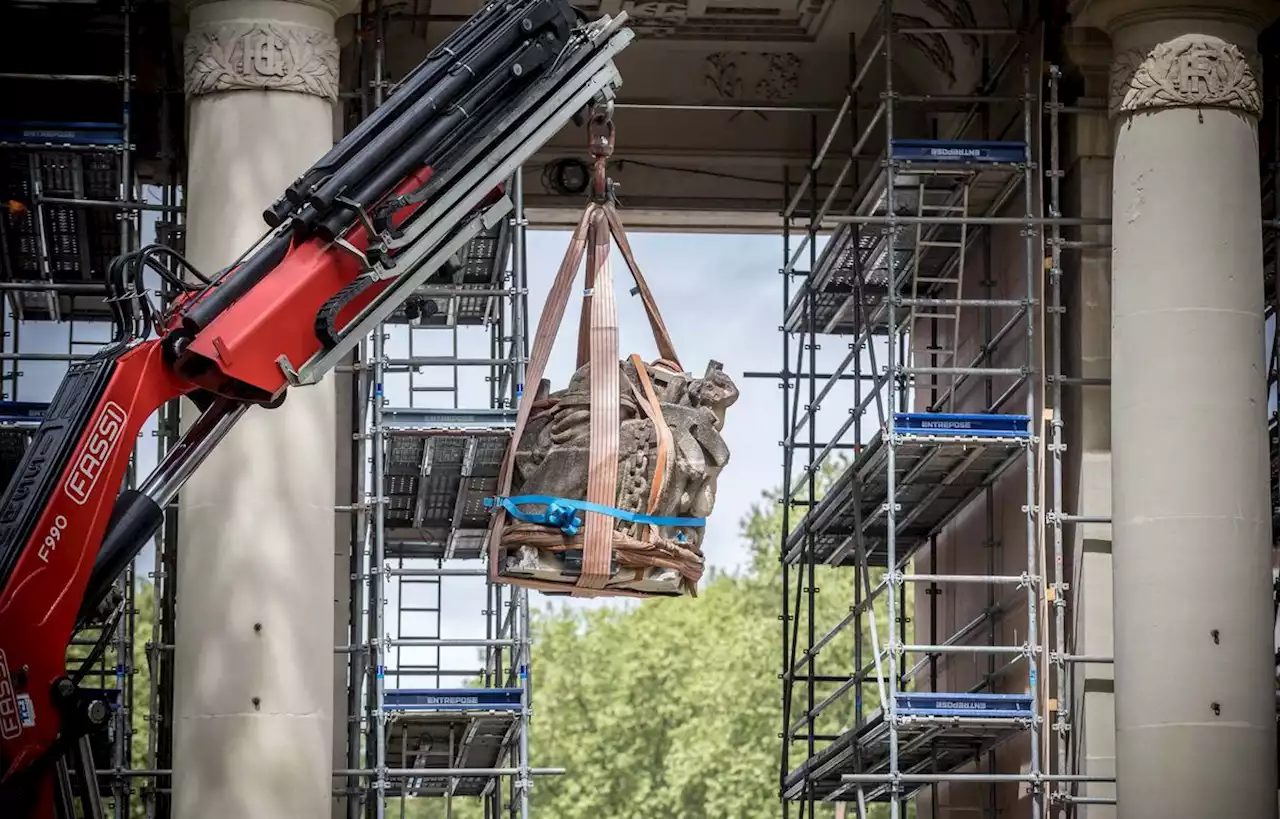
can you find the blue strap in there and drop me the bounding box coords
[486,494,705,538]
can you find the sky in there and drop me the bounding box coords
[374,225,860,679]
[4,207,889,685]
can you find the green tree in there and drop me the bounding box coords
[114,463,908,819]
[509,461,899,819]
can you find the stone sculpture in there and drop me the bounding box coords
[498,357,739,596]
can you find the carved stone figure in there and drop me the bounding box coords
[499,358,739,595]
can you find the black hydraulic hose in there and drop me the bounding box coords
[296,3,566,235]
[262,0,536,226]
[312,46,538,346]
[136,243,213,286]
[314,32,560,241]
[104,252,134,347]
[178,230,293,336]
[370,78,519,229]
[312,105,509,349]
[186,0,578,334]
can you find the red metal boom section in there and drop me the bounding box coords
[173,167,438,401]
[0,342,190,814]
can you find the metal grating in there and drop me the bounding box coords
[0,401,46,492]
[386,217,511,328]
[382,408,515,560]
[782,702,1032,802]
[378,706,519,798]
[0,137,121,321]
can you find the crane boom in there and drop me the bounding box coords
[0,3,633,815]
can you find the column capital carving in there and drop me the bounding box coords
[1108,34,1261,117]
[186,0,357,17]
[184,17,341,101]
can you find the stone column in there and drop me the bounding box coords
[173,2,351,817]
[1087,1,1278,816]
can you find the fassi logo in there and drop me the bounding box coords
[65,401,127,506]
[0,649,20,740]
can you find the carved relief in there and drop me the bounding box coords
[1110,35,1261,117]
[184,21,341,101]
[918,0,980,54]
[620,0,834,42]
[502,359,739,594]
[704,51,803,102]
[894,13,957,86]
[621,0,687,38]
[757,53,802,100]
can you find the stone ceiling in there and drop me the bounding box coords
[359,0,1024,230]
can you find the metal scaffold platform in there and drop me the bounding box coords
[359,219,540,814]
[382,408,517,560]
[0,122,122,322]
[785,412,1030,567]
[387,218,512,328]
[784,692,1035,802]
[0,400,47,495]
[345,6,546,815]
[382,688,523,798]
[783,138,1027,340]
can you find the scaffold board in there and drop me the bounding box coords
[890,138,1026,164]
[894,412,1031,438]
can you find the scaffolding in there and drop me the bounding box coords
[339,4,543,817]
[774,2,1118,817]
[0,2,187,817]
[1,2,1277,819]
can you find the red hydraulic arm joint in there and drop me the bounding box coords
[169,166,441,403]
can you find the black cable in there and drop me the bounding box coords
[105,250,141,347]
[134,243,212,288]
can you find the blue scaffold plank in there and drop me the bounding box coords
[897,691,1033,719]
[0,120,126,147]
[894,412,1030,439]
[384,688,523,712]
[890,138,1027,164]
[0,401,48,425]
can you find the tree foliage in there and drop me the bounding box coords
[114,463,905,818]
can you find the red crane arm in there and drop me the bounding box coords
[0,2,634,815]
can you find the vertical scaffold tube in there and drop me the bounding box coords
[370,5,389,818]
[511,167,533,819]
[881,2,901,817]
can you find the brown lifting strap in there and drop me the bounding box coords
[487,193,682,596]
